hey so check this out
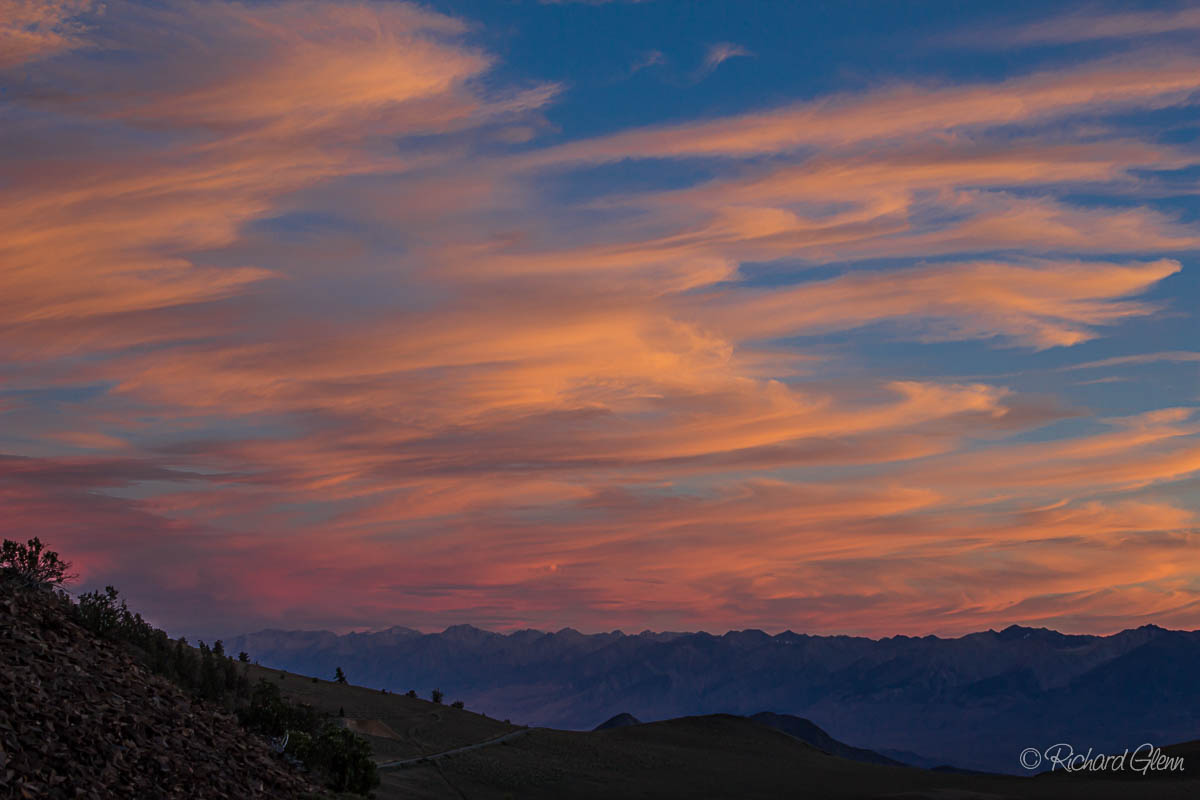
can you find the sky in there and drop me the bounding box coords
[2,0,1199,640]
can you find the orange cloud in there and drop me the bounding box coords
[465,140,1197,295]
[527,54,1200,163]
[1,2,1198,638]
[680,259,1180,349]
[0,0,549,359]
[0,0,92,67]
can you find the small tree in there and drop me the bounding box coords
[1,537,74,587]
[451,700,464,709]
[196,641,223,700]
[431,688,443,704]
[238,651,250,663]
[334,666,347,684]
[406,689,417,698]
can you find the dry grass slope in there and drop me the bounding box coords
[380,714,1200,800]
[243,663,520,764]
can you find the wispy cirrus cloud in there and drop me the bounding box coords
[629,49,666,75]
[1064,351,1200,370]
[678,259,1181,350]
[528,53,1200,163]
[1005,6,1200,44]
[2,1,1198,638]
[700,41,752,73]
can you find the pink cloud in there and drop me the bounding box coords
[1,2,1198,638]
[0,0,93,68]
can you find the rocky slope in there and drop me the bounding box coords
[1,585,318,800]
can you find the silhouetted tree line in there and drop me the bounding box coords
[74,584,251,704]
[2,538,379,796]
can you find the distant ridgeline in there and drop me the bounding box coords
[228,622,1200,774]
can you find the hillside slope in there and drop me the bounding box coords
[242,662,519,763]
[749,712,905,766]
[1,586,317,800]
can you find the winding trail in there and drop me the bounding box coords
[377,728,532,770]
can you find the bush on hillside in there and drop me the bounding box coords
[1,537,74,588]
[240,680,378,794]
[283,729,313,757]
[75,585,130,639]
[239,679,325,738]
[288,726,380,795]
[309,726,380,794]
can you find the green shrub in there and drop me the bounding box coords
[238,679,324,738]
[75,585,127,639]
[284,729,313,762]
[238,681,377,793]
[305,726,380,794]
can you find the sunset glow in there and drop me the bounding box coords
[2,0,1198,639]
